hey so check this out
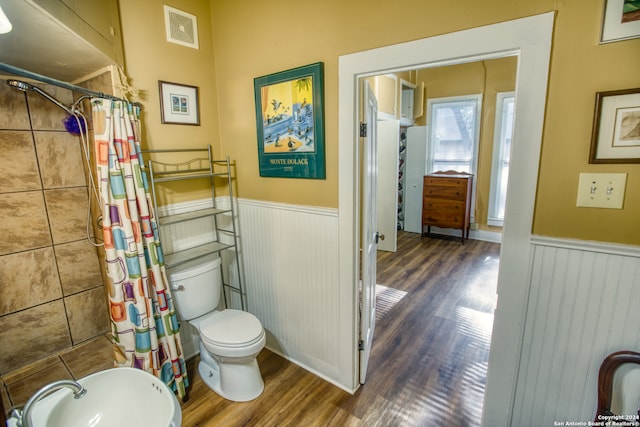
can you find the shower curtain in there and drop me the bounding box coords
[92,99,188,398]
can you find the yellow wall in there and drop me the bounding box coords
[118,0,221,206]
[535,3,640,244]
[119,0,640,245]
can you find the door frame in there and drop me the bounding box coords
[338,12,554,426]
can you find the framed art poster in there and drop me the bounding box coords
[600,0,640,43]
[159,81,200,125]
[590,88,640,163]
[253,62,325,179]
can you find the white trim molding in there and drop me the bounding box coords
[339,12,555,425]
[531,235,640,258]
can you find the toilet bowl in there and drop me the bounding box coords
[168,255,266,402]
[191,309,266,401]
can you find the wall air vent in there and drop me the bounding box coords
[164,5,199,49]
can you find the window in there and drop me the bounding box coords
[488,92,515,227]
[426,94,482,221]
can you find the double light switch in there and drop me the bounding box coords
[576,173,627,209]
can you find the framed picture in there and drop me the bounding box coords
[590,88,640,163]
[253,62,325,179]
[158,81,200,125]
[600,0,640,43]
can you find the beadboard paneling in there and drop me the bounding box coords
[511,237,640,426]
[161,198,343,385]
[236,199,342,381]
[156,199,218,255]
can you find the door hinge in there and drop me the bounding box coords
[360,122,367,137]
[358,339,364,351]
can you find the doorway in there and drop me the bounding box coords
[338,12,554,426]
[369,57,516,251]
[360,57,515,421]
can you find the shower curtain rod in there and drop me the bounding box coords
[0,62,139,105]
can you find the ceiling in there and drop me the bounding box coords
[0,0,112,82]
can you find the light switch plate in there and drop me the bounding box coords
[576,173,627,209]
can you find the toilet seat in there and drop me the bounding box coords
[196,310,264,348]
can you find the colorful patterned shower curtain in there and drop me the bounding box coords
[92,99,188,399]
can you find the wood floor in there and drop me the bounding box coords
[181,232,501,426]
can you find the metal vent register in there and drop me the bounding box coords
[164,5,199,49]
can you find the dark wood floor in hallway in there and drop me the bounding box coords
[181,231,501,426]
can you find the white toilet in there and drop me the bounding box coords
[168,255,266,402]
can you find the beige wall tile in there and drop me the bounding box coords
[26,85,73,131]
[65,287,109,345]
[6,361,72,408]
[1,379,11,412]
[35,132,87,189]
[1,355,61,384]
[0,301,71,373]
[77,70,113,96]
[0,131,41,192]
[0,82,30,130]
[0,248,62,316]
[55,240,103,296]
[0,80,109,383]
[60,335,114,379]
[0,191,51,255]
[44,187,89,244]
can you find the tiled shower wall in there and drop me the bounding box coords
[0,77,109,375]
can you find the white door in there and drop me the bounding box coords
[359,80,378,384]
[376,120,400,252]
[404,126,428,233]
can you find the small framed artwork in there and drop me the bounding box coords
[253,62,325,179]
[590,88,640,163]
[600,0,640,43]
[158,81,200,125]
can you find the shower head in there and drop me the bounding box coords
[7,79,34,92]
[6,79,76,115]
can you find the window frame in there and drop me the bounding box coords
[426,94,483,223]
[488,91,515,227]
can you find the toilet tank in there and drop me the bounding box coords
[168,254,222,321]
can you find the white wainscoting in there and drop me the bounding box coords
[235,198,344,387]
[156,199,218,255]
[159,197,344,388]
[511,236,640,426]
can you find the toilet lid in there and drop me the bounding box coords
[199,309,263,348]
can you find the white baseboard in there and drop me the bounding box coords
[425,226,502,243]
[263,344,357,395]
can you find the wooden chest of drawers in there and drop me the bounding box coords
[422,172,473,243]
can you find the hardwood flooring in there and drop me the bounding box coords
[181,232,501,426]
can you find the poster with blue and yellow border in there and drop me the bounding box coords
[254,62,325,179]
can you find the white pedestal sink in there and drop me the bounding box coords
[8,367,182,427]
